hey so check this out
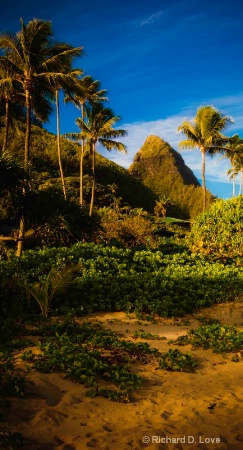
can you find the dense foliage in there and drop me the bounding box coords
[0,125,156,200]
[187,196,243,260]
[0,242,242,318]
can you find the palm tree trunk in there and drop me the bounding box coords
[232,160,235,197]
[24,86,31,167]
[89,141,96,216]
[239,169,243,196]
[56,89,66,199]
[80,102,85,206]
[80,139,85,206]
[2,98,9,153]
[16,218,25,257]
[17,85,31,257]
[201,148,206,211]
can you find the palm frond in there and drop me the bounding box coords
[178,139,198,150]
[14,267,76,317]
[99,138,127,152]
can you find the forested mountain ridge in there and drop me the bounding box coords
[128,135,215,218]
[0,125,157,211]
[0,127,214,219]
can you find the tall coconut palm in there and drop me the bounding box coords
[223,135,243,197]
[0,19,82,255]
[0,65,23,153]
[76,104,127,216]
[64,76,108,205]
[177,106,233,211]
[50,69,83,199]
[45,43,83,199]
[0,67,14,153]
[0,19,82,166]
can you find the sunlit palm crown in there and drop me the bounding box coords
[65,75,108,109]
[177,105,233,152]
[0,19,82,100]
[224,134,243,161]
[76,104,127,152]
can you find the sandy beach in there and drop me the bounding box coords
[3,301,243,450]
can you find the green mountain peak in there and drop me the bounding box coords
[128,135,214,218]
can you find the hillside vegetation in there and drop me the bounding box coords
[0,128,213,221]
[0,125,157,212]
[129,135,215,218]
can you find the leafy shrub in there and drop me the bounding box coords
[0,242,242,318]
[118,214,155,247]
[159,349,197,372]
[98,207,156,247]
[187,196,243,260]
[24,188,100,248]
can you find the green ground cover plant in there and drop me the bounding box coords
[21,320,156,402]
[133,330,167,340]
[159,349,198,372]
[21,319,197,401]
[0,242,242,318]
[0,354,25,448]
[170,323,243,354]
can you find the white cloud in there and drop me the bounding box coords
[139,11,163,26]
[99,115,182,168]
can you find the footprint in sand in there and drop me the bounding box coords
[31,376,64,406]
[161,410,173,419]
[30,409,68,427]
[103,424,113,432]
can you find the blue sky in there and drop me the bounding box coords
[1,0,243,198]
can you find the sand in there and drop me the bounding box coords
[2,301,243,450]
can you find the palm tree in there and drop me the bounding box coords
[76,103,127,216]
[227,146,243,196]
[0,67,14,153]
[177,106,233,211]
[154,196,174,218]
[223,135,243,197]
[236,155,243,196]
[0,18,82,255]
[0,65,23,153]
[0,20,82,166]
[64,76,108,205]
[51,69,83,199]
